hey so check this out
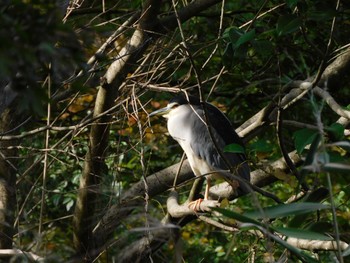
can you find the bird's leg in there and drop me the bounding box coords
[188,178,210,212]
[188,177,204,202]
[204,178,211,200]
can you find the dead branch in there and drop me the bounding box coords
[318,46,350,89]
[0,249,44,262]
[286,238,349,251]
[313,86,350,120]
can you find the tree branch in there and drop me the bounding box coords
[72,0,162,256]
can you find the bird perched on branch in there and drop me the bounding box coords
[150,95,250,210]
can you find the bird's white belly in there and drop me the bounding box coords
[177,140,214,178]
[166,105,216,177]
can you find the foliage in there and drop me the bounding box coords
[0,0,350,262]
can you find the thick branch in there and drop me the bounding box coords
[161,0,221,32]
[318,46,350,89]
[167,190,219,217]
[0,107,17,250]
[287,238,349,251]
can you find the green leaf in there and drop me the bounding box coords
[285,0,299,9]
[212,207,261,225]
[293,128,318,154]
[224,143,245,154]
[249,139,273,153]
[276,15,302,36]
[244,202,329,220]
[235,29,255,48]
[213,208,317,262]
[308,10,337,21]
[223,27,242,44]
[252,40,274,58]
[273,227,333,241]
[301,133,321,175]
[307,221,333,233]
[326,123,344,141]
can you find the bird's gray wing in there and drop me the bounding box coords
[189,103,250,185]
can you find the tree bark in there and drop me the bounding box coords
[0,107,17,250]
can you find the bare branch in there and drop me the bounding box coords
[167,190,219,218]
[287,238,349,251]
[0,249,44,262]
[313,86,350,120]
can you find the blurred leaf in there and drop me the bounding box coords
[308,10,337,21]
[223,27,241,44]
[235,29,255,48]
[222,28,256,65]
[326,123,344,141]
[285,0,299,9]
[293,129,318,154]
[224,143,245,154]
[273,168,297,187]
[244,202,329,220]
[303,187,329,203]
[249,139,273,153]
[323,163,350,173]
[276,15,302,36]
[307,221,333,233]
[252,40,274,58]
[303,151,330,172]
[213,207,261,225]
[274,226,333,240]
[52,194,61,207]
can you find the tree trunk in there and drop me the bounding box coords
[0,107,17,250]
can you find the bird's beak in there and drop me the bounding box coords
[149,106,171,117]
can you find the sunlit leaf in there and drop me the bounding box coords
[224,143,245,153]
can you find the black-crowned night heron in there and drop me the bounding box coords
[150,95,250,210]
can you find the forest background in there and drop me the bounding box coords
[1,0,350,262]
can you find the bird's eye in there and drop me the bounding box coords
[171,103,179,109]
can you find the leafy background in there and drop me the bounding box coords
[0,0,350,262]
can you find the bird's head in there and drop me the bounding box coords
[149,95,200,119]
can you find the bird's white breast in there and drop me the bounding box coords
[167,105,214,177]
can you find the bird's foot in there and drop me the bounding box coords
[188,198,204,212]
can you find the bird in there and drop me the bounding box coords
[150,95,250,210]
